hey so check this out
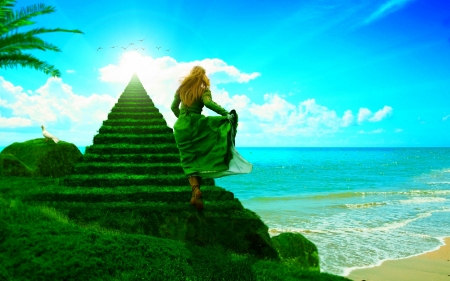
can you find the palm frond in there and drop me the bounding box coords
[21,27,84,36]
[1,3,55,35]
[0,33,61,52]
[0,52,61,77]
[0,0,16,23]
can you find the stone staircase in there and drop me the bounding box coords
[24,73,279,260]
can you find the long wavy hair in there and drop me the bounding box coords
[177,66,210,106]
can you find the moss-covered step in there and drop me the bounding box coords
[107,112,164,120]
[24,200,279,260]
[98,125,173,135]
[92,133,175,145]
[22,185,235,203]
[63,173,191,187]
[27,199,245,214]
[82,152,180,163]
[71,162,184,175]
[102,119,167,127]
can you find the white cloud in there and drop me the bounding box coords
[0,111,32,128]
[395,128,403,133]
[358,129,385,134]
[357,105,393,124]
[358,108,372,123]
[246,95,353,137]
[341,110,354,127]
[369,105,393,122]
[0,76,117,138]
[66,69,75,73]
[362,0,416,25]
[443,114,450,121]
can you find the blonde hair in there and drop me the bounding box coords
[178,66,210,106]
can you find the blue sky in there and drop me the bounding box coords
[0,0,449,147]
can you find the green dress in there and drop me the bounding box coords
[171,89,236,177]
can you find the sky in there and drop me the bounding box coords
[0,0,449,147]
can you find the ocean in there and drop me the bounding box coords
[2,146,449,276]
[215,147,450,276]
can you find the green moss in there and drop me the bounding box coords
[0,139,83,178]
[0,154,34,176]
[271,232,320,271]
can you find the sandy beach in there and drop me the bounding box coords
[347,237,450,281]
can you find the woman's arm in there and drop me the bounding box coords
[202,90,228,116]
[171,91,181,117]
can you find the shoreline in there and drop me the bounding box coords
[347,237,450,281]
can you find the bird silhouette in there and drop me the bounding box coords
[122,47,127,50]
[134,48,138,50]
[156,46,161,50]
[111,46,117,48]
[97,47,103,51]
[129,43,135,46]
[138,38,146,42]
[166,48,170,51]
[141,48,145,50]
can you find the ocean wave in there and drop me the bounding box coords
[426,181,450,185]
[338,202,387,209]
[343,237,447,276]
[399,197,446,204]
[268,212,434,236]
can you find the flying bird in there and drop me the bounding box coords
[156,46,161,50]
[141,48,145,50]
[111,46,117,48]
[166,49,170,51]
[138,38,146,42]
[97,47,103,51]
[41,125,59,143]
[129,43,135,46]
[122,47,127,50]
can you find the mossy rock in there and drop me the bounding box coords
[1,138,83,178]
[271,232,320,271]
[0,154,33,177]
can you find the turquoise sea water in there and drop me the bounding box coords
[215,147,450,276]
[2,146,449,276]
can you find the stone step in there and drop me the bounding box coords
[84,143,180,155]
[115,101,154,106]
[98,125,173,135]
[107,112,163,120]
[23,185,234,203]
[31,199,245,213]
[72,162,184,175]
[92,133,175,145]
[63,173,189,187]
[102,119,167,126]
[110,107,159,113]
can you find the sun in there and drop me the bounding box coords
[119,51,145,74]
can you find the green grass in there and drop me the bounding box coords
[0,176,351,281]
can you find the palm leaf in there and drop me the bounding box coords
[0,0,16,24]
[0,52,61,77]
[0,33,61,52]
[1,3,55,35]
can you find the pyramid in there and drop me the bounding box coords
[26,73,280,260]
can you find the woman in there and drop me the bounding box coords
[171,66,240,211]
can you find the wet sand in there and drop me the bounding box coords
[347,237,450,281]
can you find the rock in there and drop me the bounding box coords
[0,138,83,178]
[271,232,320,271]
[0,154,33,177]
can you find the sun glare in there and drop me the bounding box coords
[120,51,145,74]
